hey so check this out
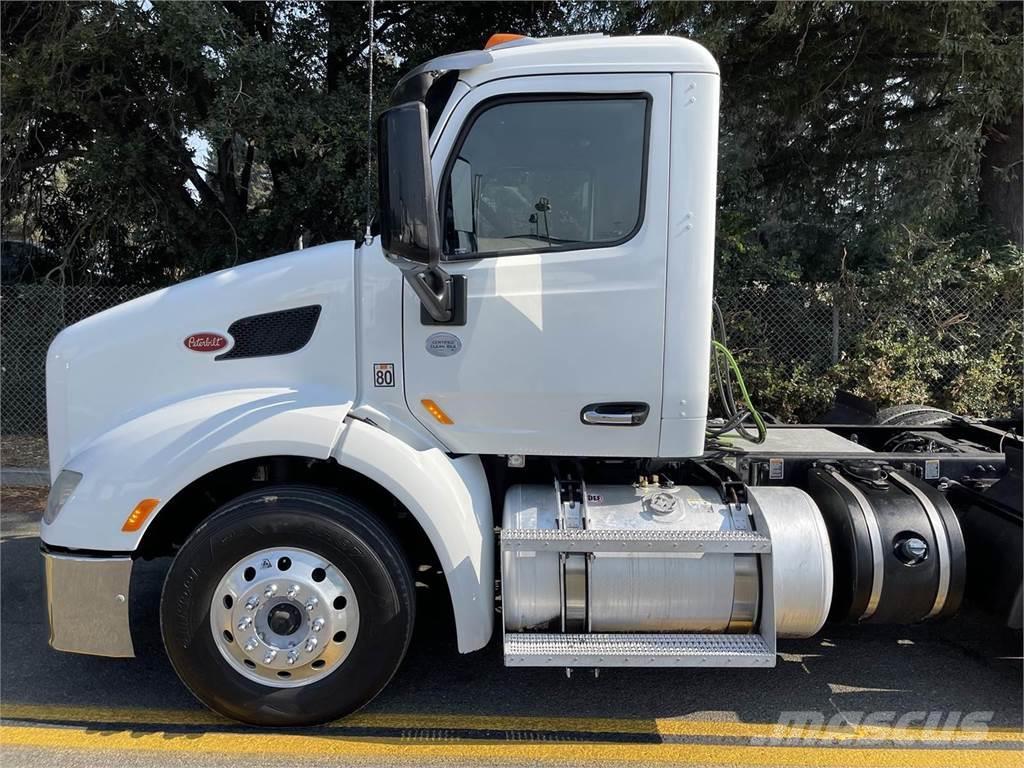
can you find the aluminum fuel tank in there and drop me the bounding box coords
[502,483,832,638]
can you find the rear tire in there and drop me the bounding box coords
[876,404,955,426]
[160,485,415,726]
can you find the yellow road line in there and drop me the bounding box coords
[2,725,1022,767]
[349,712,1024,744]
[2,703,221,727]
[2,703,1020,745]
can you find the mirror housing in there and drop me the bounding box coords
[377,101,453,322]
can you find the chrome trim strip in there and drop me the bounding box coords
[44,552,134,658]
[500,527,771,553]
[827,469,884,620]
[889,473,950,619]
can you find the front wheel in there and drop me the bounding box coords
[160,486,415,726]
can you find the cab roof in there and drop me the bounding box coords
[396,35,719,94]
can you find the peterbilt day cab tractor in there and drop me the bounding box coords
[41,34,1022,726]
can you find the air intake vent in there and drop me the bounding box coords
[216,305,321,361]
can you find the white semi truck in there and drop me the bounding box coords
[41,34,1021,726]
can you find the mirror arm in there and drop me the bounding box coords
[403,263,453,322]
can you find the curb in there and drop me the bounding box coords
[1,468,50,488]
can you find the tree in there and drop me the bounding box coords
[584,1,1023,280]
[2,1,1020,286]
[1,0,564,285]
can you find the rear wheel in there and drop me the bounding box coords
[160,486,415,726]
[876,404,955,426]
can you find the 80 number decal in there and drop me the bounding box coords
[373,363,395,388]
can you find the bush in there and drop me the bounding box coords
[718,235,1022,422]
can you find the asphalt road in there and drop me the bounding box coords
[2,485,1021,767]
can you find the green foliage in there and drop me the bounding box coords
[1,1,564,285]
[835,233,1022,413]
[670,0,1023,282]
[587,0,1023,280]
[722,233,1023,420]
[743,360,836,425]
[4,1,1020,286]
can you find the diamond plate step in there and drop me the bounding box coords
[504,633,775,668]
[500,528,771,553]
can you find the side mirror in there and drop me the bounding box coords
[377,102,453,322]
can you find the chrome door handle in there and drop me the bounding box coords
[580,403,649,426]
[582,410,635,425]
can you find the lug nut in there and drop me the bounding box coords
[263,650,277,664]
[287,650,300,665]
[244,638,259,652]
[237,616,253,630]
[245,596,259,611]
[312,618,325,632]
[286,585,300,598]
[264,584,278,598]
[305,597,319,612]
[305,637,318,653]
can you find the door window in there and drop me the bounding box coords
[440,96,649,258]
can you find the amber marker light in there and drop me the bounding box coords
[421,399,454,425]
[122,498,160,532]
[485,33,525,49]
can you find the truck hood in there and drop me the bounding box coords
[46,241,357,476]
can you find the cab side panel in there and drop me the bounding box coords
[658,72,720,457]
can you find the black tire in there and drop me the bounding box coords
[160,485,415,726]
[876,404,955,426]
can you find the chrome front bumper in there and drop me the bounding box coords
[43,551,135,658]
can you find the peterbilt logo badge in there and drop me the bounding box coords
[184,332,228,352]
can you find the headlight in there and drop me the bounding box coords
[43,470,83,525]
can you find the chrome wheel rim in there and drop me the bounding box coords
[210,547,359,688]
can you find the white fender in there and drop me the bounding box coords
[42,399,494,654]
[40,387,349,551]
[333,418,494,653]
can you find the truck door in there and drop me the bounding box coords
[403,74,671,457]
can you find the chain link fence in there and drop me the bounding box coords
[715,277,1022,421]
[2,279,1020,441]
[2,285,149,436]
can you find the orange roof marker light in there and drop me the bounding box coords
[421,399,454,425]
[485,33,527,49]
[122,498,159,532]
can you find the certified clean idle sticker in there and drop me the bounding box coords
[425,332,462,357]
[372,362,395,387]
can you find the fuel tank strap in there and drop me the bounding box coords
[726,504,759,633]
[889,473,951,619]
[556,479,588,633]
[827,468,884,620]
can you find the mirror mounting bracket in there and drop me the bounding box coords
[419,272,466,326]
[398,262,459,324]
